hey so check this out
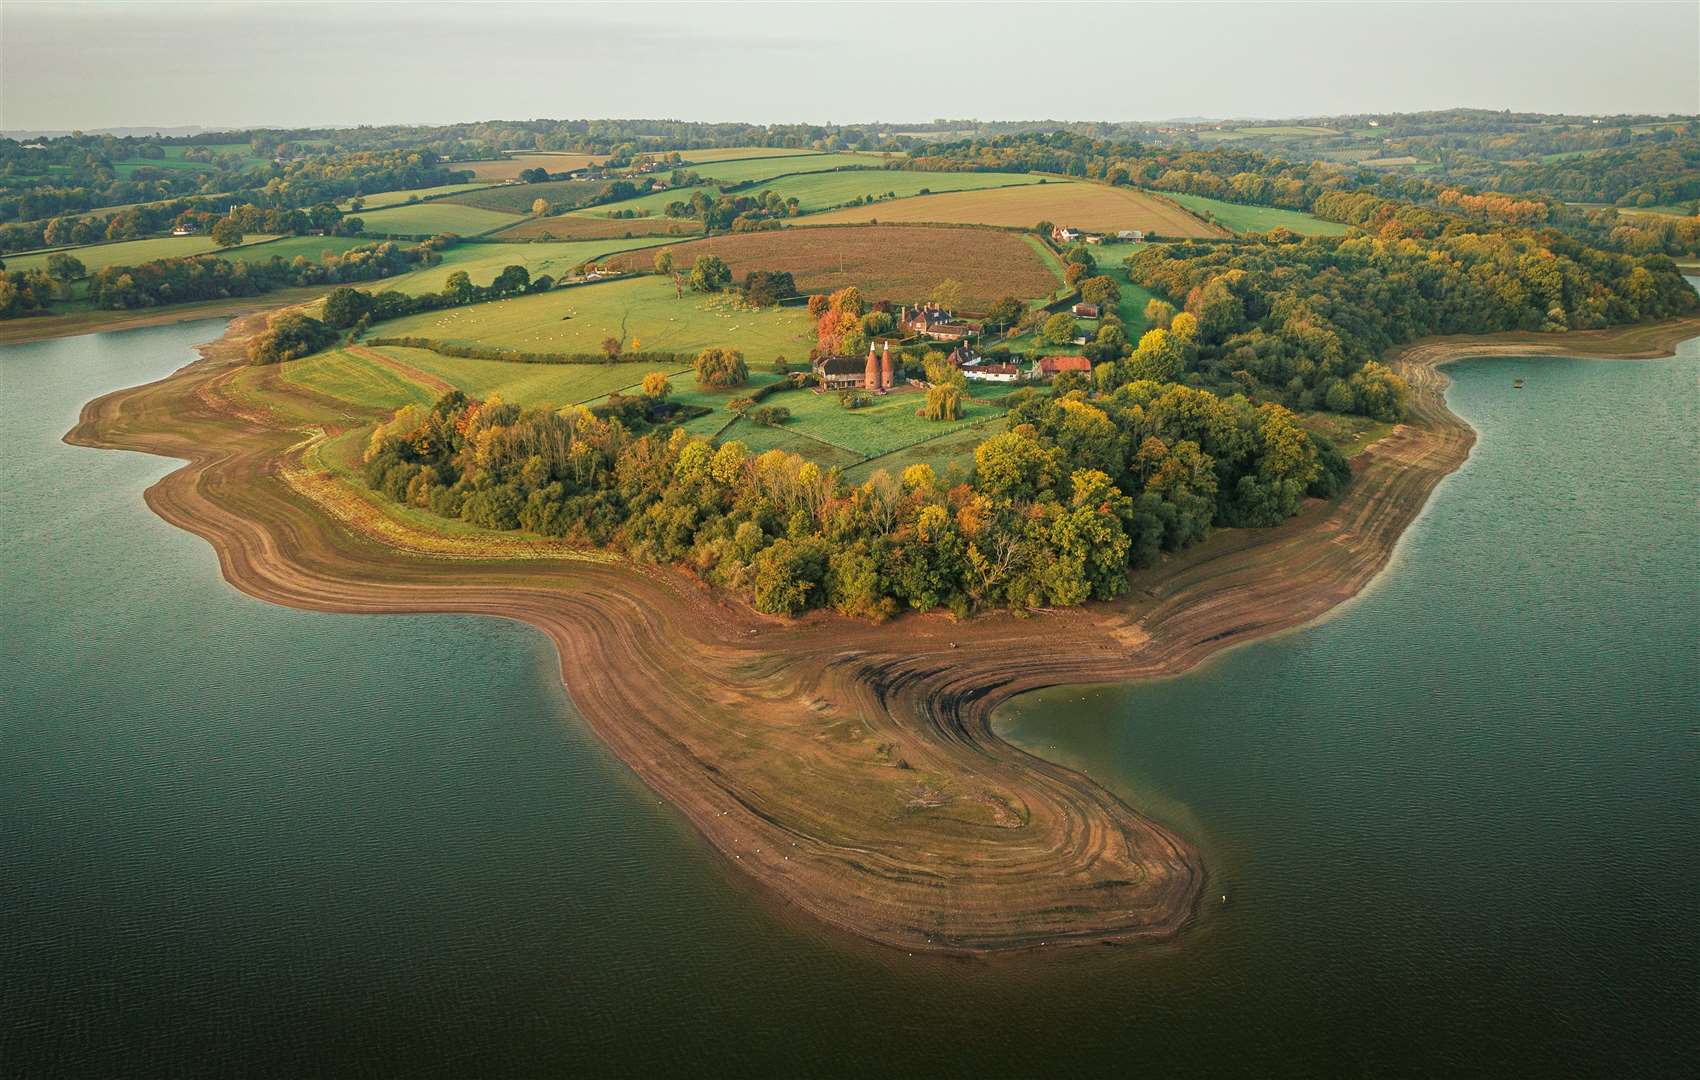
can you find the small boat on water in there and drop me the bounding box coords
[1513,378,1526,389]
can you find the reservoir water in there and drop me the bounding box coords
[3,320,1696,1078]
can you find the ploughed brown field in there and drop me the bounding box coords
[801,182,1230,238]
[460,152,605,180]
[607,224,1065,308]
[491,214,701,242]
[65,302,1700,955]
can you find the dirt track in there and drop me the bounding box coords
[64,312,1700,955]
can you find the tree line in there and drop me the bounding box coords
[1124,227,1697,416]
[360,368,1345,620]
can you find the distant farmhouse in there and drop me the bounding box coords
[899,303,976,342]
[1051,226,1082,244]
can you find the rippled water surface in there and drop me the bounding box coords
[3,322,1696,1078]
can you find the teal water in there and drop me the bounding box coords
[2,321,1696,1078]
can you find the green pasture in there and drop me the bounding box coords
[442,179,604,214]
[367,275,814,359]
[735,383,1006,459]
[714,417,865,470]
[1161,192,1350,236]
[223,234,385,266]
[342,183,502,211]
[686,153,895,186]
[373,236,675,295]
[3,233,280,274]
[566,168,1046,224]
[356,202,520,236]
[279,348,440,411]
[385,347,692,406]
[672,147,822,164]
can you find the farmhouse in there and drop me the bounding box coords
[1071,302,1100,318]
[945,344,977,368]
[900,303,976,342]
[962,362,1020,383]
[814,342,898,392]
[1051,226,1082,243]
[1116,229,1145,241]
[1034,355,1093,380]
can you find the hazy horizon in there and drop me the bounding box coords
[3,0,1696,133]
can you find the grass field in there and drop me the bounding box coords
[441,179,605,214]
[685,153,897,185]
[1160,192,1350,236]
[673,147,823,164]
[609,224,1064,308]
[279,348,441,411]
[356,202,522,236]
[460,153,605,180]
[375,236,676,294]
[490,214,704,242]
[2,234,280,274]
[367,275,814,360]
[222,235,386,265]
[743,384,1004,458]
[550,168,1048,229]
[382,347,690,405]
[342,183,501,210]
[802,182,1227,237]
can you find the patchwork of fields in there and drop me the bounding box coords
[684,152,898,185]
[341,183,501,211]
[281,341,1009,478]
[801,182,1228,237]
[611,224,1064,308]
[672,146,822,164]
[374,236,675,294]
[367,275,814,360]
[491,214,702,242]
[3,234,280,274]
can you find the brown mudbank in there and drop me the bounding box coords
[64,310,1700,954]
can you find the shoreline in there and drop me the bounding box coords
[62,310,1700,955]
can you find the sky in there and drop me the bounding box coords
[3,1,1696,133]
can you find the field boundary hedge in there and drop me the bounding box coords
[364,335,693,367]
